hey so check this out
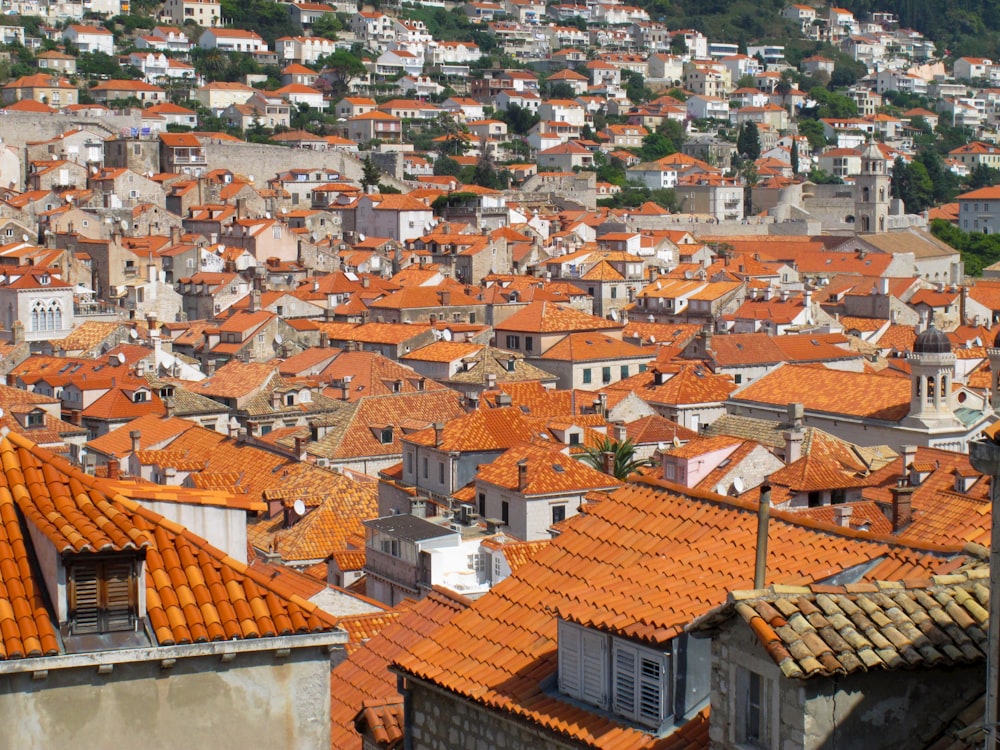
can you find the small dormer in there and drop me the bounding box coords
[13,407,46,429]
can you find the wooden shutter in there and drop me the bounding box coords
[580,628,608,709]
[69,558,137,634]
[70,563,101,634]
[103,560,136,631]
[557,620,582,697]
[612,641,637,718]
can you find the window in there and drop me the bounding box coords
[558,619,609,709]
[505,334,520,349]
[405,451,413,474]
[735,373,743,384]
[611,286,618,299]
[551,504,566,525]
[525,336,533,352]
[422,456,428,479]
[25,410,44,427]
[735,666,770,748]
[438,461,445,484]
[620,365,629,379]
[68,558,138,635]
[582,368,592,384]
[612,639,670,728]
[602,366,612,384]
[501,500,509,525]
[380,427,393,444]
[478,492,486,517]
[380,538,400,557]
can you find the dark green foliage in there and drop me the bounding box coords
[598,185,679,211]
[77,52,123,79]
[497,104,539,136]
[219,0,297,46]
[579,437,649,479]
[797,119,828,152]
[433,155,462,177]
[791,139,799,174]
[969,163,1000,190]
[623,70,653,104]
[361,155,380,192]
[930,219,1000,276]
[807,169,843,185]
[310,14,343,39]
[736,121,760,161]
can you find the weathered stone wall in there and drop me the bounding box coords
[0,642,332,750]
[407,679,578,750]
[0,111,143,151]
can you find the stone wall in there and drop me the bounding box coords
[0,639,333,750]
[203,142,408,191]
[0,111,142,151]
[407,679,578,750]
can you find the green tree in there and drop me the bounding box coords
[498,103,539,136]
[637,132,677,162]
[433,154,462,177]
[736,121,760,161]
[580,437,647,479]
[311,13,342,39]
[790,139,800,174]
[797,119,827,152]
[471,152,502,189]
[969,162,1000,190]
[361,155,381,193]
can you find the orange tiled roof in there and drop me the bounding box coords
[496,300,622,334]
[330,588,470,748]
[691,570,988,678]
[393,477,963,748]
[0,432,339,657]
[476,442,622,495]
[732,364,913,421]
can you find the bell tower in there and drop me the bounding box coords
[905,324,959,428]
[854,141,890,234]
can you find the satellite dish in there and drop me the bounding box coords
[265,212,271,219]
[280,207,287,214]
[274,333,283,344]
[432,329,442,340]
[733,476,745,493]
[129,328,138,339]
[609,309,618,321]
[442,328,453,341]
[117,352,126,364]
[248,174,255,182]
[121,219,129,231]
[357,233,366,242]
[649,334,655,343]
[293,499,306,516]
[20,234,28,242]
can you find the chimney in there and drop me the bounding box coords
[107,458,120,481]
[517,458,528,491]
[249,288,260,313]
[294,435,308,461]
[206,359,216,376]
[147,262,157,284]
[340,375,352,401]
[612,421,627,442]
[878,277,889,296]
[486,372,497,389]
[961,285,969,323]
[433,422,444,447]
[164,397,175,418]
[780,288,789,302]
[917,308,929,334]
[783,428,803,463]
[833,504,853,528]
[440,289,451,306]
[764,286,773,301]
[901,444,917,485]
[361,276,370,289]
[890,480,914,531]
[11,320,23,345]
[754,483,771,588]
[170,224,181,245]
[787,402,804,428]
[237,428,248,443]
[319,331,329,348]
[129,430,141,454]
[601,450,615,476]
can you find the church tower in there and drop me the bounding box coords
[854,141,890,234]
[905,325,960,428]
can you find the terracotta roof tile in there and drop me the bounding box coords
[497,301,622,334]
[392,478,960,748]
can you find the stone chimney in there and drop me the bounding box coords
[787,402,804,428]
[340,375,353,401]
[130,430,141,454]
[107,459,120,480]
[440,289,451,306]
[612,421,628,443]
[294,435,308,461]
[249,288,260,313]
[164,397,175,418]
[486,373,497,389]
[433,422,444,447]
[783,427,804,464]
[206,359,216,376]
[601,450,615,476]
[833,504,853,528]
[890,481,915,531]
[517,459,528,491]
[900,444,918,485]
[11,320,23,345]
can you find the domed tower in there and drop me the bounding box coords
[988,328,1000,411]
[854,141,890,234]
[906,325,958,426]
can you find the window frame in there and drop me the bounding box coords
[67,556,139,635]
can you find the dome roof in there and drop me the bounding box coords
[913,325,951,354]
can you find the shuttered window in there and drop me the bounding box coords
[557,620,609,710]
[612,640,670,729]
[68,559,138,635]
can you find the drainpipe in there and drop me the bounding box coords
[754,483,771,589]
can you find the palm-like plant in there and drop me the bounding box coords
[580,437,648,480]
